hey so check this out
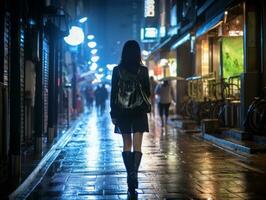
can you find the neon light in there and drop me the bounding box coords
[145,27,157,38]
[144,0,155,17]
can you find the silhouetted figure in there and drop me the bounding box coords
[155,80,175,127]
[94,85,101,112]
[76,93,84,113]
[110,40,150,198]
[85,85,94,112]
[99,84,108,113]
[149,76,157,115]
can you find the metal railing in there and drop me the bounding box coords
[187,73,215,101]
[182,74,241,127]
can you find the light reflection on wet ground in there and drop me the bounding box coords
[27,108,266,200]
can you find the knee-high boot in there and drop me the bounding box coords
[133,151,142,189]
[122,151,135,194]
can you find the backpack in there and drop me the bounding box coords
[116,68,142,110]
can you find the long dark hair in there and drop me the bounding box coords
[119,40,142,72]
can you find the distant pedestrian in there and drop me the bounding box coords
[149,76,157,115]
[110,40,150,198]
[99,84,108,113]
[94,85,101,111]
[155,80,175,127]
[76,93,83,113]
[85,85,94,111]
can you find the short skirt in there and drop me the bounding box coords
[114,114,149,134]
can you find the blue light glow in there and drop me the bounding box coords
[91,55,100,63]
[87,35,95,40]
[106,75,112,80]
[106,64,116,71]
[144,27,158,38]
[88,41,97,48]
[90,63,98,71]
[79,17,88,23]
[64,26,84,46]
[91,49,98,54]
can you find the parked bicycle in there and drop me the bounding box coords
[244,87,266,135]
[180,75,241,126]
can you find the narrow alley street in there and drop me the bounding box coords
[2,1,266,199]
[26,108,266,200]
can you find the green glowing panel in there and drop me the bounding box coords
[222,37,244,78]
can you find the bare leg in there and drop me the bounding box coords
[132,132,143,192]
[121,134,134,196]
[122,134,132,152]
[133,132,143,152]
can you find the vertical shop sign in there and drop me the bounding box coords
[145,0,155,17]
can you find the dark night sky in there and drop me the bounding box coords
[83,0,143,67]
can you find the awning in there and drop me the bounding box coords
[170,33,191,50]
[147,35,178,59]
[196,12,224,38]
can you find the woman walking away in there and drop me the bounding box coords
[155,80,175,127]
[110,40,150,198]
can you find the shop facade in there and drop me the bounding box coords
[143,0,266,132]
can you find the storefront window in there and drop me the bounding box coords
[195,6,244,79]
[201,39,209,75]
[169,58,177,77]
[222,36,243,78]
[222,14,244,78]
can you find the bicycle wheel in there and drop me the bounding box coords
[246,100,266,134]
[211,100,225,119]
[198,101,212,120]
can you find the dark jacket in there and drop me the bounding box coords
[110,65,150,118]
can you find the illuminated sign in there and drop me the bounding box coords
[144,27,157,38]
[141,27,158,43]
[144,0,155,17]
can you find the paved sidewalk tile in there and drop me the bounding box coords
[27,109,266,200]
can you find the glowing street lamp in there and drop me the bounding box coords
[91,55,100,63]
[87,41,97,48]
[90,63,98,71]
[106,74,112,80]
[64,26,84,46]
[87,35,95,40]
[79,17,88,23]
[95,73,104,79]
[107,64,116,71]
[91,49,98,54]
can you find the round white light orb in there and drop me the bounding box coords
[64,26,84,46]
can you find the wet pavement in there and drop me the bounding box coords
[27,108,266,200]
